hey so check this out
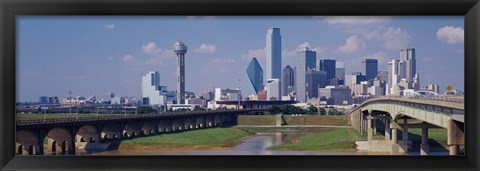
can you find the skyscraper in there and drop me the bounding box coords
[335,61,345,81]
[388,59,406,95]
[266,79,280,100]
[296,46,316,103]
[282,65,294,96]
[173,41,187,104]
[305,69,327,99]
[266,28,282,95]
[141,71,166,106]
[362,59,378,81]
[319,59,336,80]
[400,48,416,81]
[246,57,264,95]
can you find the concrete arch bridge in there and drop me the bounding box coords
[15,109,262,155]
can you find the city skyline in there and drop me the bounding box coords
[17,16,464,102]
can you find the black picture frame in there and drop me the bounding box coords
[1,0,479,170]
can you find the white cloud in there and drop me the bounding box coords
[122,54,135,61]
[436,26,464,44]
[241,48,265,62]
[323,16,392,25]
[194,43,216,53]
[104,24,115,30]
[142,42,163,55]
[350,26,410,50]
[297,41,326,54]
[107,56,115,60]
[337,35,366,54]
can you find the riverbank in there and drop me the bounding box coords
[116,128,253,150]
[266,128,365,151]
[237,115,350,126]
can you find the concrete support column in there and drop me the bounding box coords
[449,145,459,155]
[402,118,409,152]
[36,141,44,155]
[359,114,364,135]
[385,118,391,140]
[390,127,399,155]
[373,119,377,135]
[367,116,373,141]
[420,123,429,155]
[68,139,76,155]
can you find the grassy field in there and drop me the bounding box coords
[283,115,350,126]
[237,115,276,125]
[401,128,448,151]
[237,115,350,126]
[118,128,252,150]
[266,128,365,151]
[16,113,128,120]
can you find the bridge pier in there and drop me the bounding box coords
[390,126,400,155]
[367,116,373,141]
[400,117,409,153]
[384,118,391,140]
[447,119,464,155]
[421,123,429,155]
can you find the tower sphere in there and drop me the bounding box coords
[173,41,188,53]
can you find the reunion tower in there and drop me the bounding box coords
[174,41,187,104]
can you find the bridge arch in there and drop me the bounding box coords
[102,122,123,139]
[16,130,41,155]
[124,121,142,137]
[76,125,100,143]
[46,127,73,155]
[142,120,157,135]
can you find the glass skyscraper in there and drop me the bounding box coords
[282,65,294,96]
[362,59,378,81]
[319,59,336,80]
[296,46,316,103]
[246,57,264,95]
[266,28,282,95]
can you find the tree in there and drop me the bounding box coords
[268,105,281,115]
[193,106,204,111]
[137,106,157,114]
[329,108,339,115]
[318,107,326,115]
[307,105,318,115]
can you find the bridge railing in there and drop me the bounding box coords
[380,95,464,103]
[16,109,261,126]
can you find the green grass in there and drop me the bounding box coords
[283,115,350,126]
[237,115,276,125]
[267,128,365,151]
[16,113,126,120]
[237,115,350,126]
[121,128,252,146]
[401,128,448,151]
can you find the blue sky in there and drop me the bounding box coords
[17,16,464,102]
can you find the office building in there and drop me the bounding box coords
[377,70,388,83]
[400,48,416,81]
[266,79,280,100]
[362,59,378,81]
[387,59,406,95]
[305,69,327,99]
[426,84,440,93]
[295,46,317,103]
[318,86,351,105]
[282,65,295,96]
[38,96,48,104]
[214,88,241,101]
[335,61,345,81]
[173,41,188,104]
[319,59,336,80]
[266,28,282,96]
[246,57,264,94]
[345,72,365,87]
[141,71,167,106]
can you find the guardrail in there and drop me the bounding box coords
[16,109,261,126]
